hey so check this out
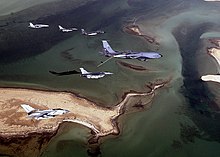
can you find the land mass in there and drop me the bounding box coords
[123,24,160,46]
[0,80,167,157]
[201,39,220,83]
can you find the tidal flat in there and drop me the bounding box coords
[0,0,220,157]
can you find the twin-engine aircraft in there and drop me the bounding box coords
[21,104,70,120]
[58,25,78,32]
[28,22,49,29]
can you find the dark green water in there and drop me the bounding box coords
[1,0,220,157]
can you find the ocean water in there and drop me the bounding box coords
[0,0,220,156]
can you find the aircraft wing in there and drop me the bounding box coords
[49,70,81,76]
[21,104,36,113]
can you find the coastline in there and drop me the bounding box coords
[0,80,167,156]
[201,44,220,83]
[123,24,160,46]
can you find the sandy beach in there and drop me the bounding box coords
[0,88,117,137]
[0,80,166,139]
[201,45,220,83]
[0,81,166,157]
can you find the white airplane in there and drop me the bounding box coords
[21,104,70,120]
[58,25,78,32]
[79,68,113,79]
[98,40,162,67]
[81,29,105,36]
[101,40,162,60]
[28,22,49,29]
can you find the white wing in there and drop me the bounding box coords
[21,104,35,113]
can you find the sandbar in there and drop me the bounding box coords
[0,81,167,157]
[0,88,117,137]
[0,81,166,141]
[201,43,220,83]
[117,61,148,71]
[123,24,159,46]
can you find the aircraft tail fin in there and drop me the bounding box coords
[102,40,117,54]
[79,68,89,74]
[21,104,36,113]
[81,29,87,35]
[58,25,64,30]
[29,22,35,28]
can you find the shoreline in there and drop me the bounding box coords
[201,41,220,83]
[0,80,167,156]
[123,24,160,46]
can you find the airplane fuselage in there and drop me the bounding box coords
[113,52,162,60]
[60,27,78,32]
[82,29,105,36]
[61,29,73,32]
[81,72,112,79]
[28,109,69,120]
[30,24,49,29]
[101,40,162,62]
[86,32,98,36]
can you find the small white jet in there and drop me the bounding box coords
[21,104,70,120]
[81,29,105,36]
[28,22,49,29]
[58,25,78,32]
[79,68,113,79]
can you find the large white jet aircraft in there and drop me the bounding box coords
[101,40,162,61]
[79,68,113,79]
[58,25,78,32]
[28,22,49,29]
[21,104,70,120]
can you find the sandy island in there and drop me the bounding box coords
[201,39,220,83]
[0,80,167,156]
[123,24,160,46]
